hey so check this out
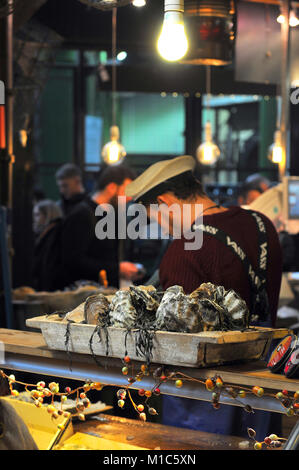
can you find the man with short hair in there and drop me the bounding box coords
[125,155,282,439]
[55,163,87,216]
[61,164,139,288]
[237,182,263,206]
[245,173,271,193]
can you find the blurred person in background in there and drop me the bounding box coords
[32,199,64,291]
[237,182,263,206]
[55,163,88,217]
[32,187,46,206]
[245,173,271,193]
[60,164,141,289]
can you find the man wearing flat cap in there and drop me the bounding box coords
[125,155,282,439]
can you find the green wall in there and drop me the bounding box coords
[37,67,74,199]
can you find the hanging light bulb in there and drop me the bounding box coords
[102,125,126,165]
[268,129,283,164]
[289,9,299,27]
[277,3,299,27]
[196,121,220,165]
[101,8,126,165]
[277,13,285,24]
[132,0,146,7]
[157,0,188,62]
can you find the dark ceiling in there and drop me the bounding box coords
[28,0,280,95]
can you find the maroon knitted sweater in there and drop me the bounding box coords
[159,206,282,327]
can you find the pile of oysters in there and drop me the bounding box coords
[66,282,249,333]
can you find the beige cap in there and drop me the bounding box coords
[125,155,196,201]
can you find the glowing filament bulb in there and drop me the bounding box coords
[196,121,220,165]
[268,130,283,164]
[102,126,126,165]
[157,11,188,62]
[132,0,146,6]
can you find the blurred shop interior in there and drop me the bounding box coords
[1,0,299,331]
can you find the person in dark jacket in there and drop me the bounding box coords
[32,199,64,291]
[60,164,140,289]
[55,163,89,217]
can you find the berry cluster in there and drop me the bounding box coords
[1,370,104,427]
[2,360,299,436]
[247,427,286,450]
[275,389,299,416]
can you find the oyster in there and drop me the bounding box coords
[84,294,110,326]
[190,283,249,331]
[130,285,160,311]
[220,288,249,329]
[155,282,249,333]
[65,302,85,323]
[155,285,202,333]
[109,289,138,328]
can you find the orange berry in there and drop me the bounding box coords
[254,442,262,450]
[93,382,103,391]
[205,379,215,391]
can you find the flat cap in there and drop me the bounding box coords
[125,155,196,201]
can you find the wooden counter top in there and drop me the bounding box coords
[72,413,250,451]
[1,328,299,392]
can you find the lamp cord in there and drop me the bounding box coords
[112,7,117,126]
[206,64,211,118]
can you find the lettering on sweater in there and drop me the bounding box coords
[226,236,246,261]
[260,242,267,270]
[193,223,219,235]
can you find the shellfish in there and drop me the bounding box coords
[109,289,138,328]
[84,294,111,326]
[155,285,203,333]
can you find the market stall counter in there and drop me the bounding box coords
[0,328,298,450]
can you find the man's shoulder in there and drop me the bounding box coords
[63,197,96,223]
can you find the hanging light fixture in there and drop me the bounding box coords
[180,0,236,66]
[157,0,189,62]
[101,7,126,165]
[268,96,283,165]
[268,129,283,164]
[196,66,220,165]
[132,0,146,7]
[277,2,299,27]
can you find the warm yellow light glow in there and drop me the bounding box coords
[101,126,126,165]
[157,12,188,62]
[132,0,146,6]
[102,140,126,165]
[272,146,283,164]
[289,10,299,27]
[196,122,220,165]
[197,142,220,165]
[277,10,299,27]
[268,130,283,164]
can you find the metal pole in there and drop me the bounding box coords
[279,0,291,181]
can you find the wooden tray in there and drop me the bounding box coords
[26,315,289,368]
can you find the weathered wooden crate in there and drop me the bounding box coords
[26,315,289,368]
